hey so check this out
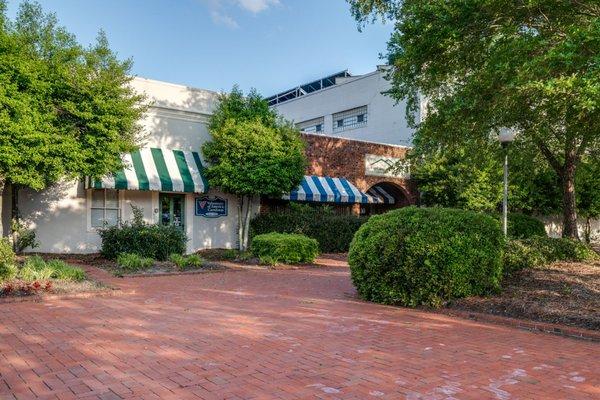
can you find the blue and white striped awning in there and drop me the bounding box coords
[86,148,208,193]
[367,185,396,204]
[283,175,383,204]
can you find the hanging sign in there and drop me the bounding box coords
[195,196,228,218]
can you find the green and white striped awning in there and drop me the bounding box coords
[87,148,208,193]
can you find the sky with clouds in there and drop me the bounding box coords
[5,0,393,96]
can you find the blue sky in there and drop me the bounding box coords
[6,0,392,96]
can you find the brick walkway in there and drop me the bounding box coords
[1,256,599,399]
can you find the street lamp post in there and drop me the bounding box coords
[499,128,516,237]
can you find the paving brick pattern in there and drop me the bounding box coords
[1,256,599,399]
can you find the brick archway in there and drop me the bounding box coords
[361,181,411,215]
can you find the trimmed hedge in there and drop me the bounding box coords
[251,233,319,264]
[349,207,504,307]
[504,236,599,275]
[99,222,187,261]
[250,206,368,253]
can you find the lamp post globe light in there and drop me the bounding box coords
[498,128,516,237]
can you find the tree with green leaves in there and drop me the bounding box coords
[202,87,306,251]
[411,136,600,241]
[349,0,600,239]
[0,1,144,236]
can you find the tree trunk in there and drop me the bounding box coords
[561,158,579,240]
[242,196,253,252]
[11,185,20,251]
[584,216,591,244]
[237,195,244,251]
[0,179,4,237]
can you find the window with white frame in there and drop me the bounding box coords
[332,106,368,132]
[90,189,120,228]
[296,117,324,134]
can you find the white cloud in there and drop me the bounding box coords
[236,0,280,13]
[211,11,240,29]
[201,0,278,29]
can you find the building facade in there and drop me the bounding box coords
[267,66,415,146]
[2,78,249,254]
[261,134,416,215]
[3,75,416,254]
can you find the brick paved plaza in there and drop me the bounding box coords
[1,256,598,399]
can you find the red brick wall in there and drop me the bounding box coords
[302,133,418,205]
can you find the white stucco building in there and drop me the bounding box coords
[2,76,391,254]
[267,66,415,146]
[1,78,249,254]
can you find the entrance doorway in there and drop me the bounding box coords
[160,194,185,229]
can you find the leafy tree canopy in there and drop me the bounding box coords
[348,0,600,238]
[0,0,144,191]
[411,137,600,230]
[202,86,306,249]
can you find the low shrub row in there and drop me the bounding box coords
[169,253,204,269]
[250,205,368,253]
[252,232,319,265]
[504,236,599,275]
[0,254,85,283]
[116,253,154,271]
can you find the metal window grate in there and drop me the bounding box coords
[297,117,325,133]
[332,106,368,132]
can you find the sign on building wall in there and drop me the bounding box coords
[195,196,228,218]
[364,154,410,179]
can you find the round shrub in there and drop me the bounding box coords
[251,233,319,264]
[349,207,505,307]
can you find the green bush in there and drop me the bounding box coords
[505,213,547,239]
[46,260,86,281]
[11,220,39,254]
[251,233,319,264]
[0,263,18,282]
[169,253,187,268]
[250,205,368,253]
[349,207,504,307]
[0,254,86,283]
[169,253,204,269]
[504,236,599,275]
[19,256,54,282]
[117,253,154,271]
[99,218,187,261]
[186,254,204,268]
[0,237,15,266]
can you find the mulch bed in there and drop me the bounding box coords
[0,276,112,302]
[449,260,600,331]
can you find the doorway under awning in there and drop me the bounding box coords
[282,175,382,204]
[85,148,209,193]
